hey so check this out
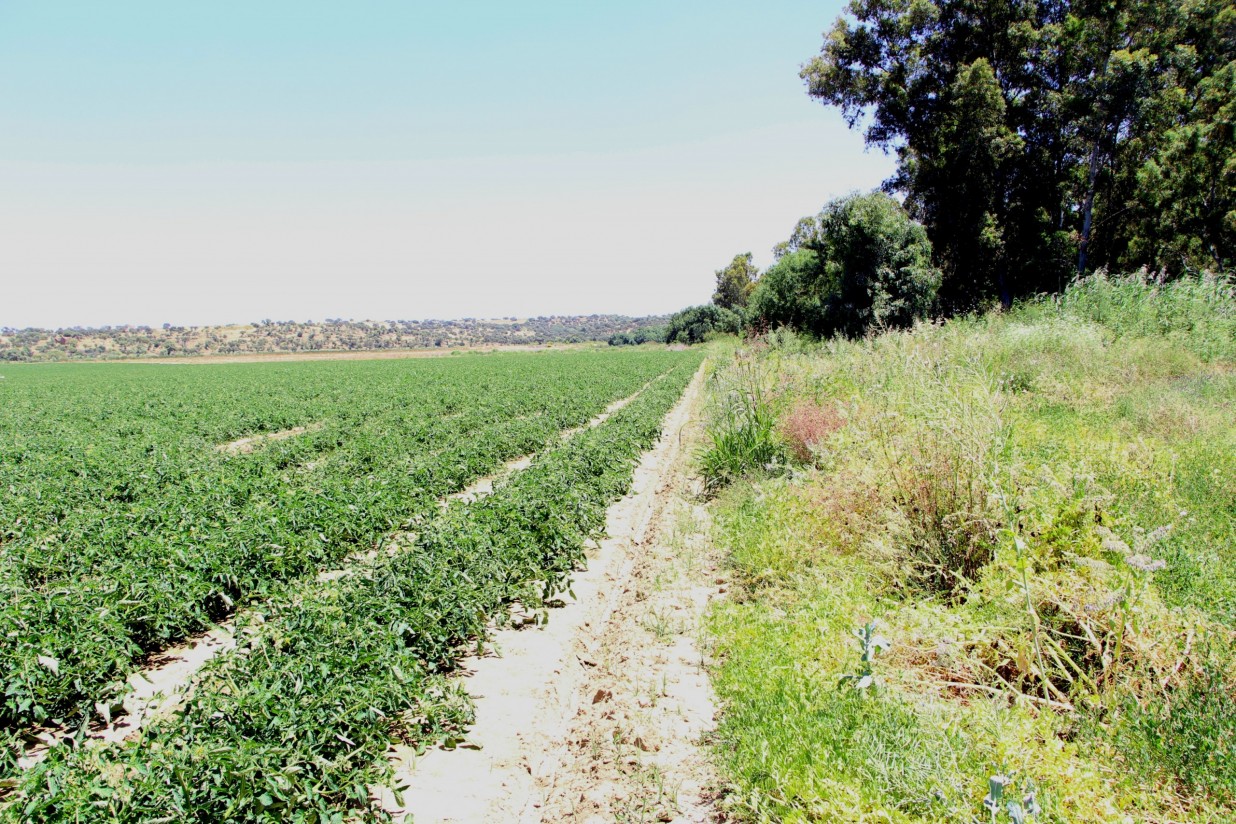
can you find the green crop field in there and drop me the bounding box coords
[0,348,702,821]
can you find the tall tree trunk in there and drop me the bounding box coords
[1077,139,1103,276]
[1076,10,1124,277]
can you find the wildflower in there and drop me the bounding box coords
[1141,524,1172,547]
[1101,536,1130,554]
[1096,525,1130,554]
[1084,591,1122,613]
[1073,557,1111,572]
[1125,553,1166,573]
[100,762,126,787]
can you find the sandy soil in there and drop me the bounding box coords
[388,364,724,823]
[14,379,665,769]
[215,423,323,454]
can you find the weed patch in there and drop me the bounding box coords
[1100,645,1236,806]
[704,275,1236,821]
[699,356,786,491]
[778,399,844,464]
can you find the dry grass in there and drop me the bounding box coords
[704,278,1236,821]
[778,399,845,463]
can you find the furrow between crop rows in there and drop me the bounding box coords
[384,361,709,821]
[2,356,702,822]
[9,373,668,770]
[437,373,660,511]
[214,423,326,455]
[0,351,695,784]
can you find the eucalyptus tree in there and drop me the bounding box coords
[802,0,1234,308]
[712,252,761,311]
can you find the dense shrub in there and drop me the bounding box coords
[811,192,941,338]
[746,249,825,333]
[665,304,741,345]
[607,325,666,346]
[747,193,940,339]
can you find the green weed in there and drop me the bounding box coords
[1022,270,1236,362]
[704,273,1236,821]
[1100,644,1236,806]
[699,355,786,492]
[837,621,892,693]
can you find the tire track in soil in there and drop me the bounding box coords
[388,363,725,823]
[12,379,663,772]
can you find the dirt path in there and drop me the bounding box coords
[14,380,665,769]
[389,364,725,823]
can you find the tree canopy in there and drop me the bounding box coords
[802,0,1235,310]
[748,249,825,333]
[748,192,941,338]
[665,304,743,344]
[712,253,760,311]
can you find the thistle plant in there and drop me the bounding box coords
[839,620,892,693]
[983,774,1041,823]
[1100,524,1171,676]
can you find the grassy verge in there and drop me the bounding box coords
[702,273,1236,822]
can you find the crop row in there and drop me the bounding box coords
[0,351,691,743]
[5,357,700,822]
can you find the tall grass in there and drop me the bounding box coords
[699,354,785,492]
[704,271,1236,822]
[866,338,1008,597]
[1020,270,1236,361]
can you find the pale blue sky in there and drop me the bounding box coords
[0,1,891,328]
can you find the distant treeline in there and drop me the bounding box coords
[666,0,1234,344]
[0,315,670,362]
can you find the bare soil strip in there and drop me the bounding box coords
[15,380,663,770]
[215,422,323,455]
[124,343,573,366]
[323,381,658,581]
[441,383,650,509]
[387,364,723,823]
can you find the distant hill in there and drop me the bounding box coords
[0,315,670,362]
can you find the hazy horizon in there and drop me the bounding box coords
[0,1,892,329]
[2,309,676,333]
